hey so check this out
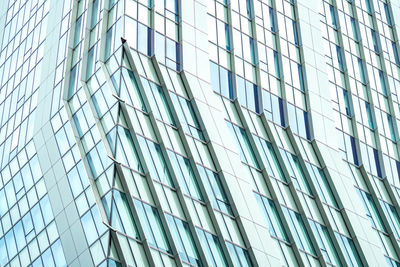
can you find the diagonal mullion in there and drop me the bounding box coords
[151,54,236,267]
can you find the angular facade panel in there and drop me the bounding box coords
[1,0,400,266]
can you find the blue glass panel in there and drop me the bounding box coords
[148,28,153,56]
[197,228,228,267]
[87,148,102,177]
[371,30,379,52]
[373,149,383,178]
[105,28,113,59]
[143,138,173,186]
[343,89,351,116]
[255,193,288,241]
[73,16,82,47]
[138,23,151,56]
[107,259,122,267]
[226,242,252,267]
[350,136,359,165]
[283,207,316,255]
[278,97,285,126]
[365,0,372,13]
[32,203,45,233]
[358,189,386,231]
[235,123,260,168]
[396,161,400,183]
[365,102,374,128]
[308,163,338,207]
[225,23,231,51]
[92,204,108,235]
[309,220,340,265]
[102,190,139,238]
[123,68,147,111]
[135,200,171,253]
[14,221,25,251]
[249,37,256,64]
[155,83,175,125]
[220,66,233,99]
[393,42,400,65]
[23,213,34,237]
[183,99,205,140]
[68,65,77,98]
[298,64,305,91]
[91,0,99,28]
[384,4,392,25]
[245,80,258,112]
[146,81,175,125]
[0,237,7,265]
[41,195,53,225]
[175,42,180,70]
[293,21,299,45]
[350,18,358,41]
[254,87,260,113]
[86,47,94,80]
[166,214,186,260]
[198,165,233,215]
[166,214,201,266]
[246,0,252,17]
[292,153,312,193]
[304,111,311,140]
[270,95,285,126]
[52,240,67,267]
[330,5,337,28]
[32,257,43,267]
[266,141,286,181]
[335,233,362,267]
[227,242,241,266]
[358,58,367,83]
[269,8,276,32]
[166,0,179,18]
[383,201,400,239]
[81,211,98,245]
[379,71,387,96]
[5,230,16,259]
[68,167,83,198]
[274,51,281,78]
[336,46,344,71]
[168,151,203,200]
[21,163,34,190]
[0,189,7,216]
[42,247,55,267]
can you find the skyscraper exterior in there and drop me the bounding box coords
[1,0,400,266]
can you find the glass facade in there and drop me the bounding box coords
[1,0,400,266]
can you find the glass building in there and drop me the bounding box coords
[1,0,400,266]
